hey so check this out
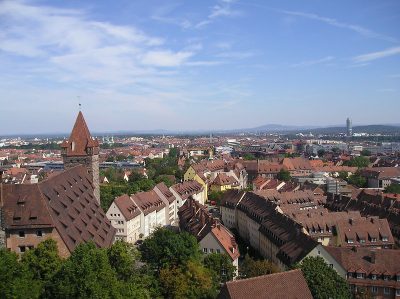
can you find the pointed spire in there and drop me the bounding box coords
[61,111,99,156]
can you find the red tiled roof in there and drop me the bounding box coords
[61,112,99,156]
[218,269,313,299]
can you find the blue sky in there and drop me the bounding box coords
[1,0,400,134]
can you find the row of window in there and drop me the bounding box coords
[346,236,388,244]
[351,285,400,296]
[110,213,121,217]
[203,248,221,254]
[19,245,34,253]
[348,273,400,282]
[18,230,44,238]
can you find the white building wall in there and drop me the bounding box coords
[106,203,127,241]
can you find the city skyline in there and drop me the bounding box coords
[1,0,400,134]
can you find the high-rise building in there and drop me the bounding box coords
[346,117,353,137]
[61,112,100,203]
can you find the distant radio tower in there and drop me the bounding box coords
[346,118,353,137]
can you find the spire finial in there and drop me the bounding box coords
[77,96,81,111]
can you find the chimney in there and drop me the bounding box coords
[370,251,376,264]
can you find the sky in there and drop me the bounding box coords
[1,0,400,134]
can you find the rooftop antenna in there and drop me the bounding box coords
[77,96,81,111]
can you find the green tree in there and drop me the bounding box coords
[360,149,371,157]
[45,242,121,299]
[277,168,291,182]
[203,253,236,283]
[243,153,256,160]
[338,171,348,180]
[140,227,201,270]
[159,260,218,299]
[107,240,140,281]
[344,156,370,168]
[21,239,62,282]
[240,254,279,278]
[317,149,326,157]
[347,173,367,188]
[296,256,351,299]
[384,184,400,194]
[0,249,41,299]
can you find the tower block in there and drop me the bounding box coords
[61,112,100,203]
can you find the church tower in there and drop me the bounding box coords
[61,112,100,203]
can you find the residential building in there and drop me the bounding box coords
[360,167,400,189]
[170,180,206,206]
[179,197,240,277]
[325,246,400,298]
[153,182,178,226]
[106,194,141,242]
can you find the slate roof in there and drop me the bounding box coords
[218,269,313,299]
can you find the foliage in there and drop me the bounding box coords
[317,149,326,157]
[240,254,279,278]
[208,190,225,205]
[296,256,351,299]
[338,171,348,180]
[343,156,370,168]
[347,173,367,188]
[140,227,201,270]
[203,253,236,283]
[107,240,140,281]
[159,260,218,299]
[0,249,41,299]
[384,183,400,194]
[154,174,175,187]
[360,149,371,157]
[100,143,125,149]
[45,242,121,299]
[21,239,62,282]
[277,168,291,182]
[331,147,341,154]
[243,153,256,160]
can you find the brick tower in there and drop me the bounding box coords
[61,112,100,203]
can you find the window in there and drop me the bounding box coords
[371,238,377,243]
[371,274,377,280]
[36,230,43,237]
[371,286,378,293]
[384,275,390,281]
[18,231,25,238]
[216,249,220,253]
[396,289,400,296]
[384,287,390,295]
[359,239,365,244]
[347,239,354,244]
[329,264,333,268]
[382,236,388,242]
[397,275,400,282]
[19,246,26,253]
[356,273,364,279]
[203,248,208,253]
[210,249,214,253]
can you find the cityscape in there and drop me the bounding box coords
[1,1,400,299]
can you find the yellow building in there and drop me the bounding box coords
[210,173,240,192]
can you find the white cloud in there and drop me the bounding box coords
[282,10,398,43]
[353,46,400,62]
[291,56,334,67]
[195,0,241,28]
[141,50,193,67]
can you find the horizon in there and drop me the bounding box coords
[1,0,400,134]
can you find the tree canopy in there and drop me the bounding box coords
[296,256,351,299]
[240,254,279,278]
[140,227,201,270]
[277,168,291,182]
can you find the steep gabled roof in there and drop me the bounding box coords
[61,112,99,156]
